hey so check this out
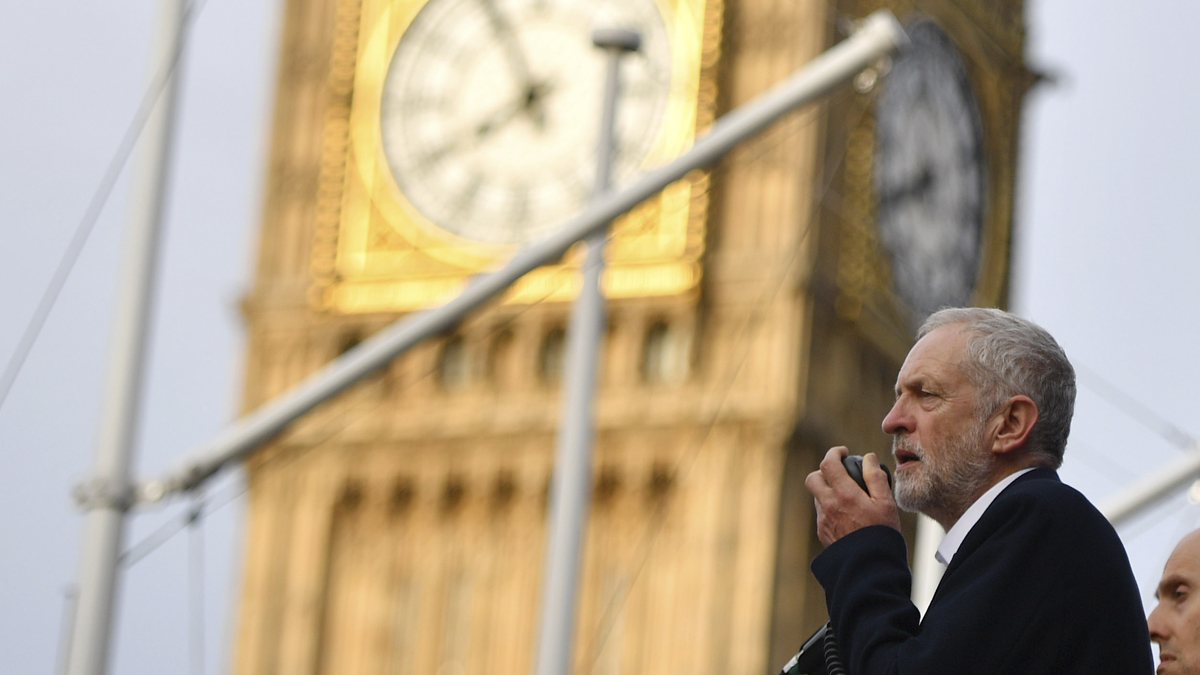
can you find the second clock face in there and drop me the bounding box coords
[380,0,673,245]
[873,20,986,323]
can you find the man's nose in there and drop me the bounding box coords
[882,398,911,435]
[1147,604,1167,642]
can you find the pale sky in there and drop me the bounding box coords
[1,1,1198,674]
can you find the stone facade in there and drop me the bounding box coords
[232,1,1029,674]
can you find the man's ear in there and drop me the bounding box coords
[990,395,1039,456]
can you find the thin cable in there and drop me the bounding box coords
[188,491,206,675]
[1121,461,1200,551]
[1066,439,1139,486]
[1122,491,1189,542]
[1167,497,1200,543]
[121,477,242,568]
[54,585,79,675]
[1075,362,1196,450]
[0,0,208,412]
[117,282,560,566]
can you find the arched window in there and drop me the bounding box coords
[485,329,514,387]
[438,336,471,390]
[641,320,689,384]
[539,327,566,384]
[337,330,362,357]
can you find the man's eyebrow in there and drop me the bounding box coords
[896,377,931,395]
[1157,574,1188,600]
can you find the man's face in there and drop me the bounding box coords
[882,324,994,525]
[1150,531,1200,674]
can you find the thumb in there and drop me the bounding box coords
[863,453,893,498]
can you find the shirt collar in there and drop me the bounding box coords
[934,467,1036,566]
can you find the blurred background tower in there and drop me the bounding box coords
[232,1,1031,675]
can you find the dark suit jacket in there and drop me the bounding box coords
[811,468,1153,674]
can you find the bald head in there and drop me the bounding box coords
[1149,530,1200,674]
[1173,531,1200,562]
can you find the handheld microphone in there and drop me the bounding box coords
[842,454,892,494]
[777,454,892,675]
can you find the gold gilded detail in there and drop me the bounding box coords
[834,104,882,323]
[310,0,717,314]
[833,0,1025,346]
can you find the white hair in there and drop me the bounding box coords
[919,308,1076,468]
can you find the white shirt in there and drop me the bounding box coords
[934,467,1036,566]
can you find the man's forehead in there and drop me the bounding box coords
[898,325,969,383]
[1157,531,1200,598]
[1166,530,1200,575]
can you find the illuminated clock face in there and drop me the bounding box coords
[873,21,986,323]
[380,0,673,245]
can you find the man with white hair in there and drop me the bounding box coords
[805,307,1152,674]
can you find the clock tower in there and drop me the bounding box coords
[232,1,1032,675]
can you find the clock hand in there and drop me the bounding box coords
[477,0,548,129]
[879,166,935,207]
[475,80,555,137]
[466,75,555,140]
[474,96,529,138]
[419,80,558,166]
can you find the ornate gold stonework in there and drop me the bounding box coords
[234,2,1028,675]
[309,0,720,314]
[829,0,1032,357]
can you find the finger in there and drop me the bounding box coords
[821,445,850,464]
[819,446,855,491]
[805,469,833,501]
[862,453,893,499]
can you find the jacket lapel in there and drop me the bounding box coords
[924,468,1060,609]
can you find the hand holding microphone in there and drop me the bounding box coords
[841,453,892,493]
[805,447,901,546]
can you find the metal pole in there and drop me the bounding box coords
[66,0,188,673]
[1103,443,1200,526]
[910,514,944,616]
[136,9,907,502]
[532,29,641,675]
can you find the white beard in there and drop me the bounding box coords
[893,421,992,520]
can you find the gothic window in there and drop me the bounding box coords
[485,329,514,387]
[641,320,689,384]
[438,336,471,390]
[539,327,566,384]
